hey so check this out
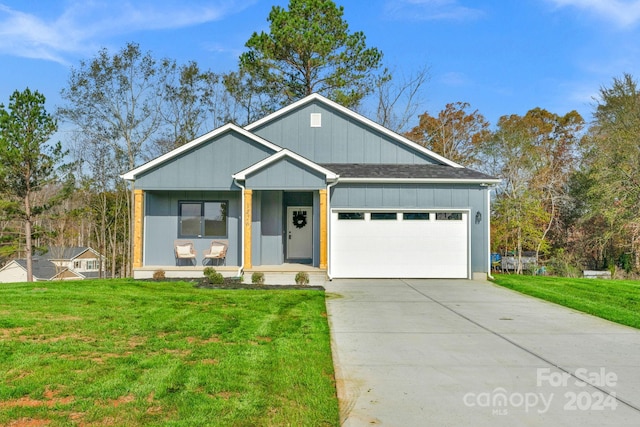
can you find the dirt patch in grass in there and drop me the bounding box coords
[213,391,241,400]
[0,387,74,409]
[18,333,96,344]
[127,336,147,348]
[7,418,51,427]
[5,370,32,383]
[43,314,83,321]
[1,328,26,339]
[108,395,135,407]
[60,351,133,364]
[185,335,221,344]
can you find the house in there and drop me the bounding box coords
[121,93,500,280]
[0,247,105,283]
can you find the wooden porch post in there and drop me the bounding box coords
[319,189,328,269]
[133,189,144,268]
[243,189,252,269]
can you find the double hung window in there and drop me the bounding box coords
[179,201,228,237]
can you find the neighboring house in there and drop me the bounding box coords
[122,93,500,279]
[0,247,105,283]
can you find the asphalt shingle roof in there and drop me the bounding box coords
[43,247,90,260]
[15,258,63,280]
[320,163,498,180]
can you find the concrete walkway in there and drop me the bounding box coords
[324,279,640,426]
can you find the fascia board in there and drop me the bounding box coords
[336,177,502,185]
[233,149,339,180]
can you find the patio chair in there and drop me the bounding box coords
[202,240,227,266]
[174,240,197,266]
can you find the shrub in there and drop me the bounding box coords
[152,269,166,280]
[546,249,581,278]
[203,267,224,285]
[295,271,309,286]
[251,272,265,285]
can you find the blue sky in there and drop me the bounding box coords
[1,0,640,128]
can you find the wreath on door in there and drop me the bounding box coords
[292,211,307,229]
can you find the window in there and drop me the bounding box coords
[435,212,463,221]
[338,212,364,220]
[86,260,99,270]
[179,201,228,237]
[73,260,81,269]
[403,212,430,220]
[371,212,397,220]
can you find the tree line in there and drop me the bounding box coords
[1,0,639,279]
[406,75,640,277]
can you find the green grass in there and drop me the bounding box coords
[0,279,339,426]
[492,275,640,329]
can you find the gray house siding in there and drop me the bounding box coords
[135,132,275,190]
[144,190,241,266]
[330,183,490,274]
[245,158,326,190]
[257,191,284,266]
[250,101,438,165]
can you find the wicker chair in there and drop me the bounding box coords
[174,240,197,266]
[202,240,228,266]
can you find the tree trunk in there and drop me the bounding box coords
[24,194,33,282]
[516,226,523,275]
[536,190,556,264]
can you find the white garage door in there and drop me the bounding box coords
[330,210,469,278]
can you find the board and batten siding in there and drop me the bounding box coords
[250,101,438,165]
[143,191,241,266]
[245,158,327,190]
[330,183,490,274]
[135,132,275,190]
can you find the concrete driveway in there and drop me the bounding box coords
[324,279,640,426]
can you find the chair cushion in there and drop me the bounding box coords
[176,244,193,257]
[208,244,225,257]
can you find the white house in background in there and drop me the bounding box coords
[0,247,105,283]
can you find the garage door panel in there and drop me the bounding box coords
[331,211,468,278]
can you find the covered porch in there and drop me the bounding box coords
[131,186,330,280]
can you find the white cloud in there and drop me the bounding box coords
[547,0,640,27]
[383,0,484,21]
[0,1,254,64]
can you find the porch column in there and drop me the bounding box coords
[319,189,328,269]
[243,189,253,269]
[133,189,144,268]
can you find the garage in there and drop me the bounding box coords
[330,210,469,278]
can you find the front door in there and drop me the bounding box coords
[286,206,313,260]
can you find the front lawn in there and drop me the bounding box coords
[492,275,640,329]
[0,279,339,426]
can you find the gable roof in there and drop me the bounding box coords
[121,123,284,181]
[233,149,339,181]
[322,163,500,184]
[43,247,99,260]
[12,259,82,281]
[245,93,463,169]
